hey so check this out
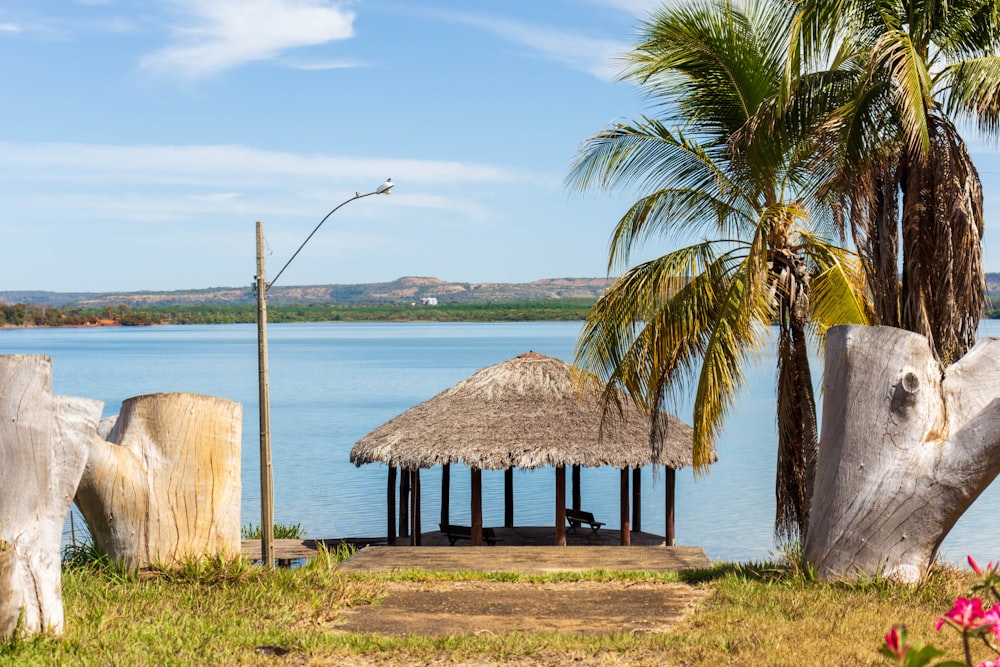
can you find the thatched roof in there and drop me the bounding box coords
[350,351,711,471]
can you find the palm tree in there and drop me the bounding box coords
[567,0,868,541]
[793,0,1000,364]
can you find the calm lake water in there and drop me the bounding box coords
[1,320,997,565]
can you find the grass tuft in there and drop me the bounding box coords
[240,522,305,540]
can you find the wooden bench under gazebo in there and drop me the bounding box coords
[350,352,715,548]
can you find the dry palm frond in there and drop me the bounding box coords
[899,114,984,364]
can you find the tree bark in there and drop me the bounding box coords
[75,392,242,568]
[805,325,1000,582]
[0,539,19,638]
[0,355,100,638]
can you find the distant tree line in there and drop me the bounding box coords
[988,295,1000,319]
[0,299,598,327]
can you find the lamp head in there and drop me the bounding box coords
[376,178,394,195]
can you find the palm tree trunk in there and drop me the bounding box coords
[792,308,818,538]
[774,261,819,542]
[870,164,900,327]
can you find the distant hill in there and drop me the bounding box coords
[0,276,616,308]
[6,272,999,310]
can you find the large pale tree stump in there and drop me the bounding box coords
[0,355,101,638]
[0,539,18,637]
[805,325,1000,582]
[75,392,242,568]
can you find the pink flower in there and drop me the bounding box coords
[984,607,1000,640]
[975,659,1000,667]
[936,597,1000,636]
[937,597,986,631]
[884,626,909,660]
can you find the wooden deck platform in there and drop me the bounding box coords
[337,545,711,574]
[242,526,712,573]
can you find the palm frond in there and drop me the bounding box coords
[575,240,771,473]
[567,119,728,197]
[684,227,773,471]
[575,241,738,406]
[937,56,1000,134]
[806,250,873,338]
[873,29,933,153]
[933,0,1000,61]
[606,188,755,272]
[624,0,792,139]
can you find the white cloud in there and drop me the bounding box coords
[140,0,357,79]
[287,58,366,71]
[489,17,629,81]
[0,142,533,227]
[396,193,491,224]
[0,23,22,33]
[0,142,526,187]
[425,10,630,82]
[96,17,140,34]
[190,191,243,202]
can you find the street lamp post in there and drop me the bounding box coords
[254,178,394,568]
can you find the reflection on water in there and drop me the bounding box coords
[2,320,998,564]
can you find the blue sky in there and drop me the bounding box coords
[2,0,999,293]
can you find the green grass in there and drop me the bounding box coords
[1,553,381,667]
[0,553,984,666]
[350,568,688,584]
[240,522,305,540]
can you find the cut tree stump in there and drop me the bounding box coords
[75,392,242,568]
[805,325,1000,582]
[0,355,101,638]
[0,538,18,638]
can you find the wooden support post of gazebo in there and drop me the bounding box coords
[571,464,581,511]
[555,465,567,546]
[665,466,676,546]
[620,467,631,546]
[440,463,450,527]
[632,467,642,533]
[410,469,422,546]
[387,466,397,544]
[399,470,410,539]
[471,467,483,546]
[504,468,514,528]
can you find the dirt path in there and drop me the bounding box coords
[334,579,708,636]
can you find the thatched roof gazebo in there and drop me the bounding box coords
[350,351,712,546]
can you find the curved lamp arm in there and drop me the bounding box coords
[266,178,394,292]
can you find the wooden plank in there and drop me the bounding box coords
[336,545,712,574]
